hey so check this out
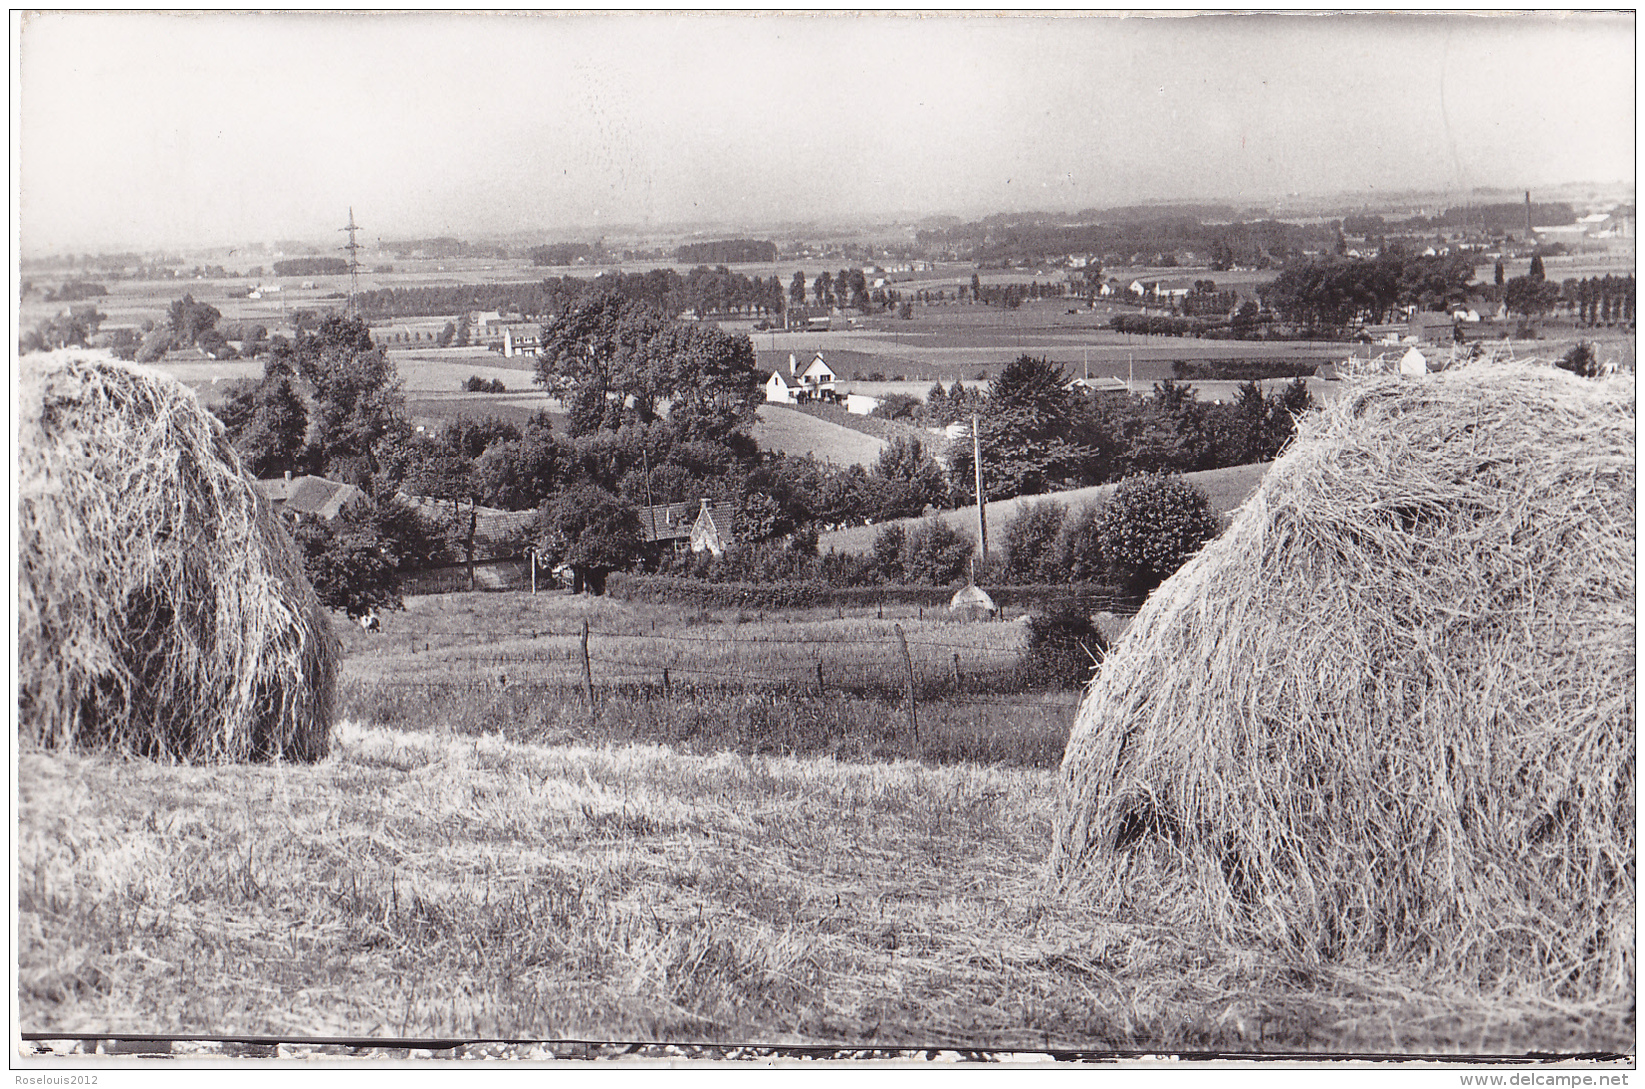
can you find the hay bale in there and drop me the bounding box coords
[17,350,339,762]
[1053,362,1634,999]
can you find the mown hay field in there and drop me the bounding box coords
[19,725,1628,1051]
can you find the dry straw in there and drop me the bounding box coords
[17,351,339,762]
[1053,361,1634,1001]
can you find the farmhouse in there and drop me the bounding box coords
[636,497,739,557]
[252,473,366,521]
[791,352,838,400]
[499,323,541,358]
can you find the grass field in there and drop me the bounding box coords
[19,722,1628,1050]
[18,586,1632,1051]
[336,592,1080,769]
[751,405,889,466]
[819,462,1271,556]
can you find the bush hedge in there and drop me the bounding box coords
[607,573,1139,614]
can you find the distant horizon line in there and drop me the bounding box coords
[22,177,1636,260]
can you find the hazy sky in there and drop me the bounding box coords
[16,10,1636,254]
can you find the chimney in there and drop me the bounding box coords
[788,352,798,377]
[284,470,292,482]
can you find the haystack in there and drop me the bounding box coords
[17,351,339,762]
[1053,362,1634,1000]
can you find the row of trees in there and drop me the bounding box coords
[1259,250,1478,332]
[930,356,1313,501]
[353,266,785,324]
[645,471,1224,600]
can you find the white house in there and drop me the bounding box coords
[500,324,540,357]
[765,369,800,404]
[788,352,838,400]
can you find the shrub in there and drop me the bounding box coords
[871,523,906,582]
[902,515,975,585]
[1556,341,1599,378]
[463,375,507,393]
[1095,473,1222,595]
[1023,607,1108,690]
[999,499,1069,584]
[1053,502,1106,583]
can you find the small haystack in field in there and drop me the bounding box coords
[18,351,339,762]
[950,582,997,620]
[1053,362,1634,1000]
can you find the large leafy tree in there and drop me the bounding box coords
[292,495,440,620]
[540,486,643,595]
[282,317,405,485]
[945,355,1095,502]
[166,293,222,346]
[536,293,761,443]
[869,436,948,520]
[1503,275,1560,319]
[651,322,764,443]
[236,375,309,478]
[536,293,667,436]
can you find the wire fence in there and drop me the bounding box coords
[345,614,1108,719]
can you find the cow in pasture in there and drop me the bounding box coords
[358,612,380,633]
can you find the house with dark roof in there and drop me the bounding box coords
[252,473,366,521]
[636,497,738,557]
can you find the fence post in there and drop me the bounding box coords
[816,661,824,697]
[580,619,595,725]
[894,624,919,753]
[953,652,962,692]
[662,667,670,701]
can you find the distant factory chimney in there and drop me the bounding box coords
[1526,191,1532,238]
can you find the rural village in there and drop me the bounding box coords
[13,10,1637,1072]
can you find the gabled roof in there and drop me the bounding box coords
[690,500,738,555]
[800,353,835,380]
[636,498,738,545]
[766,370,798,388]
[636,499,703,542]
[254,474,364,519]
[285,476,366,519]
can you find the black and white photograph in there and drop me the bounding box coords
[13,8,1636,1071]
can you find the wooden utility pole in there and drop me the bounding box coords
[580,620,595,725]
[972,412,987,565]
[894,624,919,752]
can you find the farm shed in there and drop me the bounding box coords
[18,350,338,762]
[397,498,541,594]
[1053,361,1634,1003]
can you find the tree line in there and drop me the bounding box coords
[1259,250,1478,333]
[352,265,786,324]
